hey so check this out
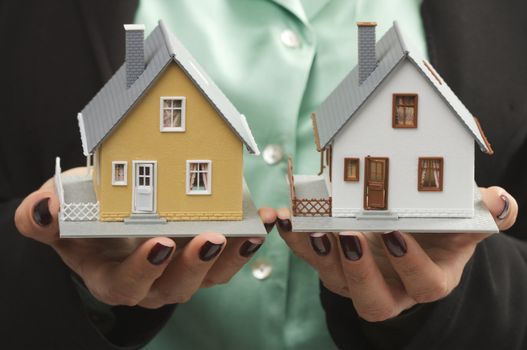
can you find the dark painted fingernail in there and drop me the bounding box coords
[497,195,510,220]
[239,239,263,257]
[382,231,407,257]
[33,198,52,226]
[310,233,331,256]
[277,218,292,232]
[147,243,174,265]
[264,220,276,233]
[339,234,362,261]
[199,241,224,261]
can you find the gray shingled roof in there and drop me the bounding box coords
[314,21,492,154]
[78,20,259,156]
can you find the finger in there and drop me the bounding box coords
[258,207,277,233]
[275,207,349,294]
[309,233,349,296]
[202,236,265,287]
[83,237,175,306]
[14,190,60,245]
[275,207,292,232]
[149,233,226,304]
[480,186,518,231]
[381,231,451,304]
[337,232,403,322]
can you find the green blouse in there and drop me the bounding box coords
[136,1,426,348]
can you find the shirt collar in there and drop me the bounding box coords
[270,0,331,24]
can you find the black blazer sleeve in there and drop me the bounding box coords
[321,234,527,350]
[0,1,177,349]
[1,198,176,350]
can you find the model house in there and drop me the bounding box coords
[54,21,265,237]
[288,22,496,233]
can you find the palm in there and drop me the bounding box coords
[363,232,488,313]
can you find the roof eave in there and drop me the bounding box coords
[77,113,89,156]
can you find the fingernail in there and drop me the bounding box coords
[339,234,362,261]
[382,231,407,257]
[239,239,263,258]
[277,218,292,232]
[497,195,510,220]
[147,243,174,265]
[264,220,276,233]
[199,241,224,261]
[310,233,331,256]
[33,198,52,226]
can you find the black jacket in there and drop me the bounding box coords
[1,0,527,349]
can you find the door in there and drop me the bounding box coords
[364,157,389,210]
[134,162,155,213]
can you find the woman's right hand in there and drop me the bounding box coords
[14,168,266,308]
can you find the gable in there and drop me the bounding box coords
[100,61,243,159]
[336,59,476,151]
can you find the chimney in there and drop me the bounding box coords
[124,24,145,88]
[357,22,377,85]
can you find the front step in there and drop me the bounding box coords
[124,214,167,225]
[356,211,399,220]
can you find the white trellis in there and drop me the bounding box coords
[55,157,100,221]
[62,202,99,221]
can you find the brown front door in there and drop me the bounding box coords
[364,157,389,210]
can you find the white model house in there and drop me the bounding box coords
[288,21,494,224]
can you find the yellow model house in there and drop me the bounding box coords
[76,22,259,223]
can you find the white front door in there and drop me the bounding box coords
[134,163,155,213]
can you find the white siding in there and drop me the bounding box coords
[331,60,475,217]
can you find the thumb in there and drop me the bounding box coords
[15,190,60,245]
[480,186,518,231]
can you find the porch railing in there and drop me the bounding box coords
[288,157,332,217]
[54,157,99,221]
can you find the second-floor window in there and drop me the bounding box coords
[161,97,186,131]
[393,94,418,128]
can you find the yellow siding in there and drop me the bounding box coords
[95,63,243,221]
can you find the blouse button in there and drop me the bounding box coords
[262,144,284,165]
[251,259,273,280]
[280,29,301,49]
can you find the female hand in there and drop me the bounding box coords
[262,186,517,322]
[15,168,265,308]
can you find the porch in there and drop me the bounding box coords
[287,158,332,217]
[54,158,100,221]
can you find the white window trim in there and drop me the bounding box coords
[160,96,186,132]
[112,161,128,186]
[186,160,212,195]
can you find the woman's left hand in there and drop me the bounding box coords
[259,186,517,322]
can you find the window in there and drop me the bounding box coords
[344,158,359,181]
[137,165,151,186]
[393,94,418,128]
[160,97,186,131]
[186,160,211,195]
[418,158,443,191]
[112,161,127,186]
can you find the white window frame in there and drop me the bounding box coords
[186,160,212,195]
[160,96,186,132]
[112,161,128,186]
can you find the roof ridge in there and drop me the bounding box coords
[158,19,176,57]
[392,20,409,54]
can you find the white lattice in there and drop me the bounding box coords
[62,202,100,221]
